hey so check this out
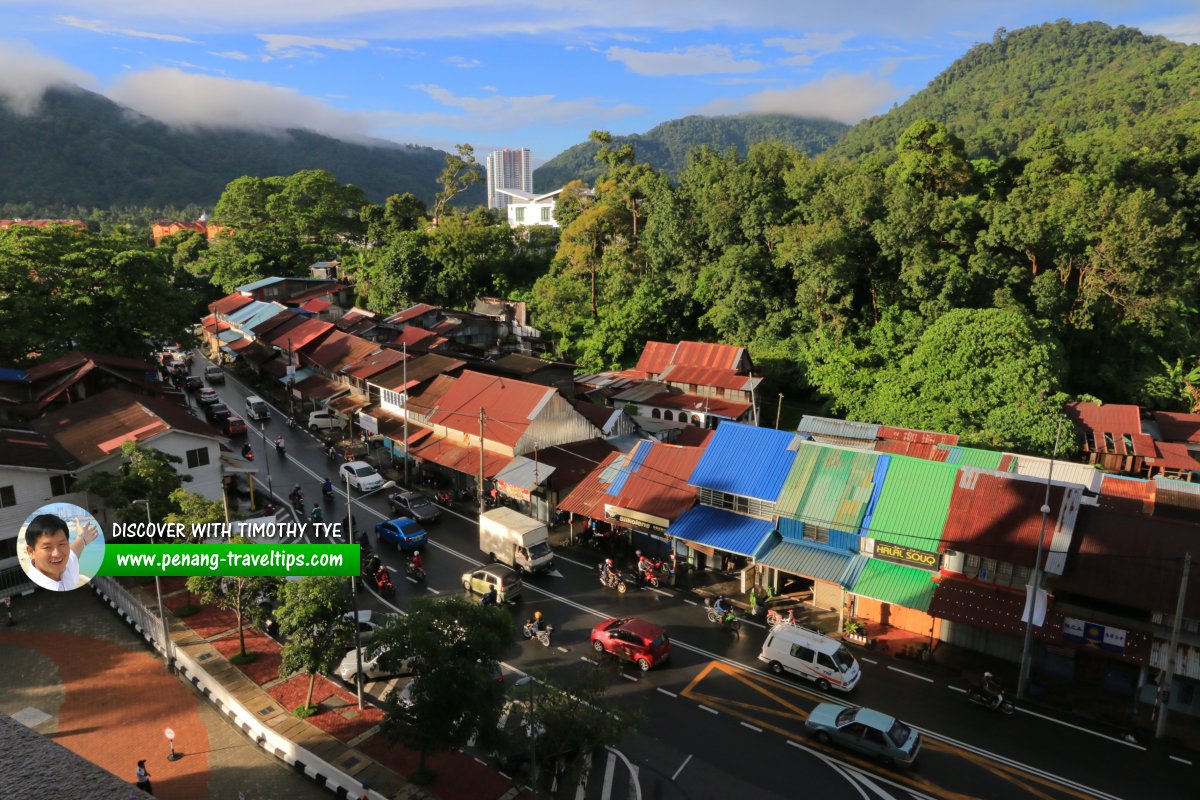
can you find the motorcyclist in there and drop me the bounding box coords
[322,478,334,498]
[311,504,323,523]
[410,551,423,573]
[599,557,614,583]
[636,550,653,584]
[980,672,1002,706]
[275,434,285,453]
[241,442,254,459]
[524,610,545,638]
[326,442,339,460]
[289,485,303,508]
[480,586,498,607]
[713,595,733,620]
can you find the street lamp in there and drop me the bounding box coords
[515,675,539,798]
[344,472,396,710]
[1017,419,1062,699]
[258,421,274,503]
[132,499,174,673]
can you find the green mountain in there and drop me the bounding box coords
[0,85,481,210]
[533,113,848,188]
[832,20,1200,160]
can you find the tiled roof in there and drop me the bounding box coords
[0,713,147,800]
[267,317,334,353]
[304,331,379,372]
[850,558,936,612]
[688,422,797,501]
[1064,401,1156,456]
[340,348,407,380]
[427,370,555,447]
[667,505,775,557]
[209,292,254,317]
[1155,411,1200,444]
[385,303,440,325]
[866,455,958,551]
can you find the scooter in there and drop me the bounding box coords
[241,445,255,461]
[522,623,554,647]
[636,564,662,589]
[599,569,627,594]
[275,437,286,457]
[967,686,1015,715]
[405,559,426,582]
[372,568,395,595]
[705,599,742,632]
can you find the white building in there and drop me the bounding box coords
[498,187,567,228]
[486,148,533,210]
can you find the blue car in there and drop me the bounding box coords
[375,517,427,552]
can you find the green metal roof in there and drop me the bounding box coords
[776,442,878,532]
[851,558,936,612]
[937,445,1006,470]
[868,456,957,550]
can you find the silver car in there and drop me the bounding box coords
[336,646,413,684]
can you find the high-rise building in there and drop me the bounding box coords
[486,148,533,210]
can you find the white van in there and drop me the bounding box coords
[244,395,270,421]
[759,625,861,692]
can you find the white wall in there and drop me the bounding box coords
[507,201,558,228]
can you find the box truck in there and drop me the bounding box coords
[479,507,554,574]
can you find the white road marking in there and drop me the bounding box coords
[671,754,692,782]
[581,656,598,665]
[554,553,596,570]
[948,685,967,694]
[684,599,698,606]
[787,739,804,750]
[473,757,487,766]
[740,617,765,629]
[425,587,440,594]
[601,751,616,798]
[698,704,718,715]
[1015,706,1146,751]
[556,646,568,653]
[575,753,592,800]
[657,688,677,698]
[1169,755,1192,765]
[861,658,878,664]
[405,576,418,583]
[605,747,643,800]
[887,666,934,683]
[740,722,762,733]
[621,673,638,682]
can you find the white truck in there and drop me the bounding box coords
[479,507,554,574]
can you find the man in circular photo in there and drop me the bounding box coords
[20,507,103,591]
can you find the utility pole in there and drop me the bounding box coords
[775,393,784,430]
[401,342,409,488]
[478,408,486,518]
[1156,552,1192,739]
[1018,419,1062,699]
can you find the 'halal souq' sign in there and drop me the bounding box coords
[874,542,941,571]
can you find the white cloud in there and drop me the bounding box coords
[379,46,424,57]
[208,50,251,61]
[696,70,902,123]
[482,84,498,92]
[56,15,198,43]
[765,32,855,67]
[1142,13,1200,44]
[605,44,762,76]
[106,68,375,140]
[446,55,481,68]
[398,83,644,130]
[257,33,368,58]
[0,40,97,113]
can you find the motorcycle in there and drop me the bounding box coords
[325,445,340,463]
[371,567,395,595]
[766,608,799,627]
[289,493,305,516]
[310,506,323,523]
[599,569,627,594]
[967,686,1015,715]
[522,623,554,647]
[705,600,742,633]
[587,528,617,551]
[405,559,426,582]
[275,437,286,457]
[636,564,662,589]
[241,445,255,462]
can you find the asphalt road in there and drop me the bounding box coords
[196,353,1196,800]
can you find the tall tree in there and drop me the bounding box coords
[187,541,281,660]
[276,576,354,715]
[432,144,483,223]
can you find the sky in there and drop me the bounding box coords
[0,1,1198,165]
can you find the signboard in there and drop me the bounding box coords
[286,365,296,377]
[605,505,670,534]
[497,480,531,502]
[1062,617,1127,654]
[164,727,175,741]
[872,541,941,571]
[357,413,379,436]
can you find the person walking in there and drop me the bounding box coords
[135,760,152,794]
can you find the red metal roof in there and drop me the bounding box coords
[940,471,1079,567]
[341,348,407,380]
[293,374,344,401]
[386,303,440,325]
[304,331,379,372]
[410,434,510,479]
[557,451,624,518]
[298,298,332,313]
[1155,411,1200,444]
[1064,401,1156,456]
[608,441,702,521]
[1055,506,1200,618]
[658,364,754,391]
[876,425,960,446]
[427,370,554,447]
[268,317,334,353]
[284,283,346,306]
[642,391,751,419]
[1151,441,1200,471]
[251,309,303,336]
[538,438,618,492]
[672,341,744,371]
[674,427,714,448]
[210,293,254,317]
[1099,474,1153,515]
[391,326,438,348]
[633,341,676,375]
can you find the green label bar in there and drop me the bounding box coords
[98,544,360,577]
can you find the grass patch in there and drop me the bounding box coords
[229,651,259,665]
[409,767,437,785]
[293,705,318,719]
[173,604,200,617]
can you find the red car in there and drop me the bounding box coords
[223,414,248,436]
[590,618,671,671]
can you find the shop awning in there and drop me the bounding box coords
[755,535,855,585]
[410,435,510,479]
[929,579,1064,640]
[495,456,556,498]
[667,505,774,558]
[850,558,937,612]
[328,394,369,415]
[276,366,314,385]
[294,374,345,402]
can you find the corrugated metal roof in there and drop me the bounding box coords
[428,370,556,447]
[210,292,254,316]
[839,555,869,587]
[873,439,948,460]
[607,441,702,521]
[305,331,380,373]
[1012,454,1102,492]
[850,558,936,612]
[688,422,797,501]
[936,445,1005,470]
[1064,401,1156,456]
[557,451,625,517]
[1155,411,1200,444]
[409,434,510,479]
[633,341,676,375]
[235,277,286,292]
[1154,475,1200,495]
[1151,442,1200,471]
[217,329,243,344]
[668,505,774,557]
[386,303,440,324]
[1151,640,1200,681]
[671,341,744,371]
[268,317,334,353]
[776,441,878,532]
[658,364,759,392]
[755,535,853,583]
[866,456,958,550]
[876,425,958,446]
[797,415,879,441]
[494,455,556,491]
[929,579,1064,640]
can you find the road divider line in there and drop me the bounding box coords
[740,618,765,629]
[425,587,439,594]
[697,704,718,715]
[948,685,966,694]
[671,754,692,781]
[1169,755,1192,765]
[621,674,638,682]
[555,553,595,570]
[684,599,698,606]
[786,739,804,750]
[861,658,878,664]
[405,576,418,583]
[1015,706,1146,751]
[657,688,677,698]
[887,666,934,683]
[649,588,674,598]
[556,646,569,653]
[740,722,762,733]
[581,656,597,665]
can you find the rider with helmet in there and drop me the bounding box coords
[524,610,546,638]
[713,594,732,619]
[980,671,1001,704]
[599,557,614,583]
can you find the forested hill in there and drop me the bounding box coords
[0,85,480,210]
[832,20,1200,160]
[533,113,847,188]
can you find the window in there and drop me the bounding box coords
[691,415,701,426]
[0,485,14,508]
[1103,433,1116,453]
[790,644,816,662]
[49,474,76,497]
[186,447,210,469]
[980,557,997,581]
[963,553,980,578]
[1121,434,1134,454]
[663,410,674,421]
[0,536,15,560]
[651,409,661,419]
[1084,432,1096,451]
[1014,564,1031,585]
[540,207,551,223]
[817,653,836,670]
[515,207,525,223]
[996,561,1014,585]
[802,525,830,545]
[697,487,776,520]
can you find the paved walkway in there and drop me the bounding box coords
[0,589,331,800]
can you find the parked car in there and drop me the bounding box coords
[223,414,248,437]
[197,387,219,406]
[461,564,522,602]
[204,365,225,384]
[590,617,671,671]
[375,517,427,552]
[805,704,921,768]
[336,645,413,684]
[184,375,204,391]
[341,610,398,643]
[340,460,384,492]
[388,490,441,524]
[397,660,503,707]
[308,409,344,432]
[205,402,231,423]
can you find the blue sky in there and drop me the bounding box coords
[0,1,1198,167]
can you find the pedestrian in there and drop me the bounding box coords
[135,760,152,794]
[4,596,15,626]
[749,587,758,618]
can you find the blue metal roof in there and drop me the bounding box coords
[608,440,651,496]
[755,536,853,584]
[838,554,870,588]
[236,277,286,292]
[217,329,244,344]
[688,422,798,501]
[0,367,28,382]
[277,366,314,385]
[668,505,774,557]
[230,301,288,331]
